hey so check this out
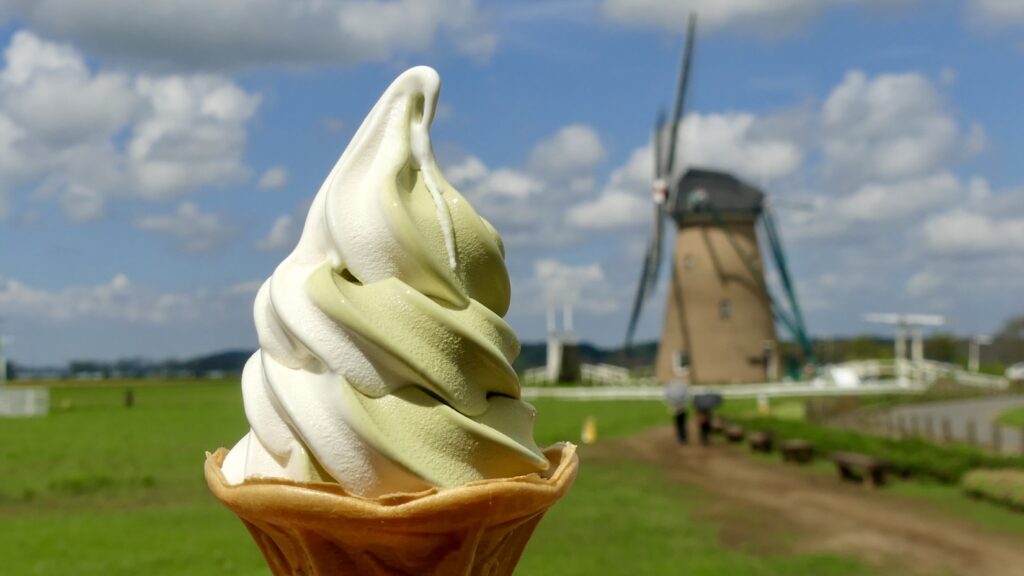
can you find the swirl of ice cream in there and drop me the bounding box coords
[221,67,548,496]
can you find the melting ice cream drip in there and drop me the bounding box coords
[408,93,457,271]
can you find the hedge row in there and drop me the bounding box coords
[726,415,1024,484]
[962,469,1024,510]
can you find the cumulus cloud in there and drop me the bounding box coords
[444,123,607,247]
[527,124,606,181]
[0,272,256,324]
[255,214,297,252]
[0,0,493,71]
[837,172,962,222]
[446,156,489,187]
[921,207,1024,255]
[257,166,289,190]
[823,70,961,187]
[570,111,804,231]
[566,146,651,229]
[0,31,259,220]
[0,272,261,363]
[133,202,234,252]
[906,268,943,297]
[568,192,651,230]
[600,0,911,35]
[966,0,1024,25]
[531,259,621,314]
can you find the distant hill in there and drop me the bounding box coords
[179,350,252,374]
[16,318,1023,381]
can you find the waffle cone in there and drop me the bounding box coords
[205,443,578,576]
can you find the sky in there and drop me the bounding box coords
[1,0,1023,365]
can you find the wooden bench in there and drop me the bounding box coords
[780,439,815,464]
[830,451,890,488]
[747,430,774,453]
[724,425,745,443]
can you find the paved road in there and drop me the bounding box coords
[884,395,1024,454]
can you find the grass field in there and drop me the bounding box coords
[0,381,1015,575]
[0,382,847,575]
[997,405,1024,428]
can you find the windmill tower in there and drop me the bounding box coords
[625,14,812,385]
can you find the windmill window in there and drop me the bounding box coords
[683,254,695,270]
[719,299,732,320]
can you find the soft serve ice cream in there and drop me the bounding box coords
[221,66,549,497]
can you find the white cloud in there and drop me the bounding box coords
[679,112,804,181]
[258,166,289,190]
[0,272,264,363]
[822,71,959,186]
[0,0,491,71]
[602,0,817,33]
[255,214,297,252]
[133,202,232,252]
[967,0,1024,25]
[128,75,258,198]
[0,272,230,324]
[531,259,620,314]
[446,155,489,187]
[921,208,1024,255]
[600,0,909,35]
[906,268,942,297]
[837,172,962,222]
[0,32,260,220]
[442,124,609,247]
[527,124,606,180]
[570,110,803,231]
[455,30,499,63]
[474,169,543,199]
[567,191,650,230]
[963,122,988,158]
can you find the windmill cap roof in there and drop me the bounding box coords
[671,168,765,216]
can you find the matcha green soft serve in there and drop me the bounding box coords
[221,67,548,497]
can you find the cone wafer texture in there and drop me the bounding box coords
[206,443,578,576]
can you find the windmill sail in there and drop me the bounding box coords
[624,13,697,348]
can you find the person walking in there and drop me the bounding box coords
[664,380,690,444]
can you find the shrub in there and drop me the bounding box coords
[963,469,1024,510]
[726,415,1024,484]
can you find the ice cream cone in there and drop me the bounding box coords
[205,442,578,576]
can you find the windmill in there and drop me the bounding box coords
[625,13,813,385]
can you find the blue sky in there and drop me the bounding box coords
[1,0,1023,365]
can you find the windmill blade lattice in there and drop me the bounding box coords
[624,13,697,348]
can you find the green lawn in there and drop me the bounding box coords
[997,405,1024,428]
[3,382,1015,575]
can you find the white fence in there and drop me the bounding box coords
[0,387,49,417]
[522,380,927,402]
[524,363,650,387]
[520,357,1010,402]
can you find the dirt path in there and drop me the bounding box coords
[597,426,1024,576]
